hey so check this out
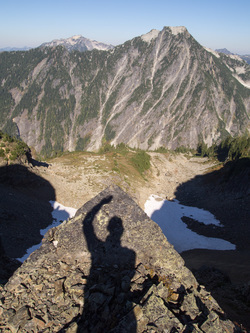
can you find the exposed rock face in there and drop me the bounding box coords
[1,26,249,155]
[0,185,241,332]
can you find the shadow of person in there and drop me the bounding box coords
[77,196,137,332]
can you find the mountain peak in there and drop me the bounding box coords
[216,48,234,55]
[168,26,187,35]
[71,35,82,40]
[141,29,160,42]
[40,35,114,52]
[140,26,188,43]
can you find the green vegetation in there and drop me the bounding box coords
[104,122,116,141]
[98,143,151,178]
[98,142,129,155]
[174,146,194,154]
[154,146,169,153]
[0,88,14,125]
[130,150,151,177]
[0,148,5,157]
[218,135,250,161]
[197,134,250,161]
[13,81,42,117]
[0,130,30,162]
[0,48,45,90]
[75,135,91,151]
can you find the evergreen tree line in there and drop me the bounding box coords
[197,135,250,161]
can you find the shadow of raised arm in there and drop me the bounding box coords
[83,196,113,251]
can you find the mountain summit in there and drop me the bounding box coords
[40,35,114,52]
[0,26,249,156]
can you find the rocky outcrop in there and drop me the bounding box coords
[0,185,241,332]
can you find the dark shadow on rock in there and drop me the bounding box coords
[29,158,51,168]
[77,196,137,333]
[174,158,250,331]
[175,158,250,251]
[194,266,250,332]
[0,236,21,284]
[0,164,56,268]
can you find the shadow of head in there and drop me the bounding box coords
[107,216,124,242]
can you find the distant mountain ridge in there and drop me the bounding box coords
[216,48,234,55]
[0,46,32,52]
[39,35,114,52]
[0,26,249,156]
[1,38,249,65]
[216,48,250,65]
[1,40,249,64]
[0,36,114,53]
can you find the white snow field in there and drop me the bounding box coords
[17,194,236,262]
[144,194,236,253]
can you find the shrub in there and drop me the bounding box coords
[99,143,116,154]
[155,146,169,153]
[0,148,5,157]
[130,150,151,176]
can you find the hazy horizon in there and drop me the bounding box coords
[1,0,250,55]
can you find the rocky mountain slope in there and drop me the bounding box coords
[0,26,249,156]
[0,185,242,332]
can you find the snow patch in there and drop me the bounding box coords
[16,201,77,262]
[72,35,82,40]
[16,195,237,263]
[141,29,160,43]
[169,26,186,35]
[41,36,113,51]
[44,201,77,235]
[144,194,236,253]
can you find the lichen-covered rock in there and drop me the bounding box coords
[0,185,241,332]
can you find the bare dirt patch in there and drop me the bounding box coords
[37,152,216,210]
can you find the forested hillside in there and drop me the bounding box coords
[0,27,249,157]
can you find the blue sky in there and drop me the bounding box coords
[1,0,250,54]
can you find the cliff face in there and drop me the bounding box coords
[0,26,249,156]
[0,185,240,332]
